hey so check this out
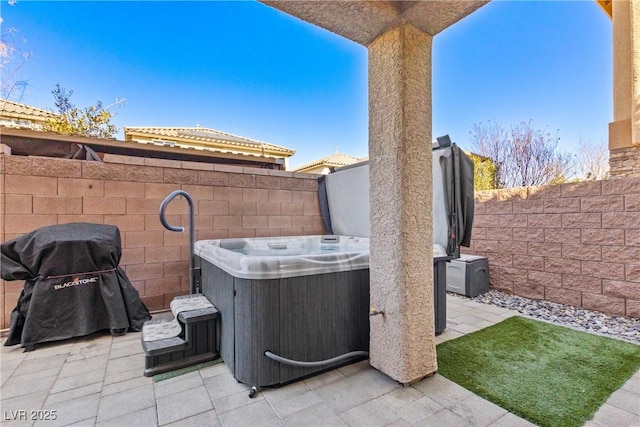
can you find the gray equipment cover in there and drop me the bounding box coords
[438,144,475,257]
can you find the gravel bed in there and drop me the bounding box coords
[471,290,640,345]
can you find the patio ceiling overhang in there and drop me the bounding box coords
[260,0,489,45]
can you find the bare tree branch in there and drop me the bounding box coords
[470,120,573,188]
[0,5,32,101]
[574,138,609,181]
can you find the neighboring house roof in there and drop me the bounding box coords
[595,0,612,18]
[294,151,365,172]
[0,126,288,168]
[124,126,295,159]
[0,101,294,167]
[294,146,488,174]
[0,99,57,125]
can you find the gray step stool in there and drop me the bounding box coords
[141,294,219,377]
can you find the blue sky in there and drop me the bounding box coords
[3,1,612,169]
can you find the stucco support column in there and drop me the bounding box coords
[609,0,640,177]
[368,22,435,384]
[632,1,640,144]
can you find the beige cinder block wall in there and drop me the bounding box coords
[0,151,323,329]
[368,23,436,384]
[609,0,640,177]
[468,178,640,318]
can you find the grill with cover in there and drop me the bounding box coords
[1,222,151,350]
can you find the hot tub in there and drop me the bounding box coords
[194,235,371,388]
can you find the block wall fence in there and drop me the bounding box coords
[2,152,639,330]
[0,151,324,329]
[466,178,640,318]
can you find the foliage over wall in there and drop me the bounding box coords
[468,152,498,191]
[44,84,118,139]
[470,119,572,188]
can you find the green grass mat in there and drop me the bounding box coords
[436,316,640,427]
[153,358,223,382]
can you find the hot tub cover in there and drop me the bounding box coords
[1,222,151,348]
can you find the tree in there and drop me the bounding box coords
[44,84,119,139]
[467,152,498,191]
[573,137,609,181]
[0,2,32,101]
[470,119,573,188]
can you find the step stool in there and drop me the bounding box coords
[141,294,219,377]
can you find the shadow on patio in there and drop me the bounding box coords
[2,294,638,427]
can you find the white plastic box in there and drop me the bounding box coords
[446,254,489,297]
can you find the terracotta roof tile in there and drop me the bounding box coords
[294,152,365,172]
[0,99,56,120]
[124,126,294,155]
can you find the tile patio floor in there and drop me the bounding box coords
[1,294,638,427]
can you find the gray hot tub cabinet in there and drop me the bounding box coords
[199,259,369,388]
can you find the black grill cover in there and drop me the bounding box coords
[1,222,151,348]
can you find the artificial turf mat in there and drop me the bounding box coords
[153,358,223,382]
[436,316,640,427]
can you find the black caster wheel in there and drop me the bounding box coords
[249,386,257,398]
